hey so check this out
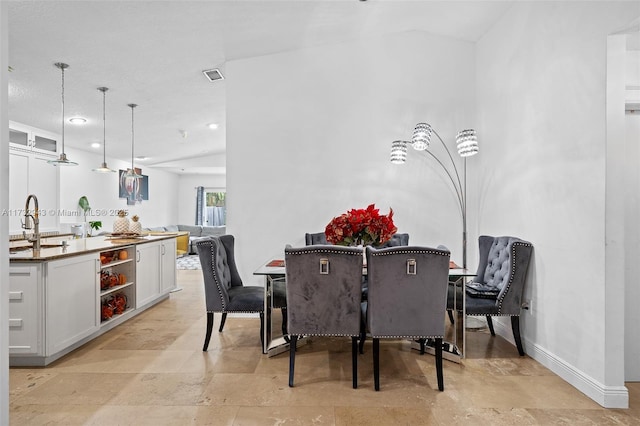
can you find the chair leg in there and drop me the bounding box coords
[281,307,288,334]
[486,315,495,336]
[259,313,264,347]
[203,312,214,351]
[435,337,444,391]
[281,308,290,343]
[373,338,380,391]
[352,336,358,389]
[359,316,366,354]
[447,309,455,324]
[289,335,298,387]
[419,338,426,355]
[218,312,227,332]
[511,316,525,356]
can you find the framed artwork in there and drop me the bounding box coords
[119,169,149,205]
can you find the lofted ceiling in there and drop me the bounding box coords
[7,1,512,175]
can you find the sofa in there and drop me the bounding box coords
[146,225,226,255]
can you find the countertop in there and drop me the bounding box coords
[9,234,177,262]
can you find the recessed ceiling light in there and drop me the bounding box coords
[208,123,219,130]
[91,142,100,149]
[136,156,148,161]
[69,117,87,124]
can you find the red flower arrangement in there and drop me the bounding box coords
[325,204,398,246]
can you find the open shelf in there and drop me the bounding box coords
[99,246,136,325]
[100,258,133,269]
[100,307,134,325]
[100,281,134,297]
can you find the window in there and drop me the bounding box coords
[204,191,226,226]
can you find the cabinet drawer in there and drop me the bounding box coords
[9,265,43,355]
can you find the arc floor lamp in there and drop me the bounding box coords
[390,123,478,269]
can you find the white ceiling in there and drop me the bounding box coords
[7,1,513,175]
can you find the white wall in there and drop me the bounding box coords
[227,31,475,286]
[476,2,638,408]
[0,2,10,422]
[176,173,226,226]
[625,111,640,380]
[57,147,179,232]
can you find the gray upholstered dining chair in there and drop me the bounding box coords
[447,235,533,356]
[197,235,284,351]
[378,233,409,248]
[304,232,328,245]
[284,245,364,388]
[364,245,450,391]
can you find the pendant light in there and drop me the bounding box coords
[92,87,116,173]
[48,62,78,166]
[124,103,142,178]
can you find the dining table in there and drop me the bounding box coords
[253,256,476,361]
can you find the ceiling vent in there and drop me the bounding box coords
[203,68,224,82]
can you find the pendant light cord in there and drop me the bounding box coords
[49,62,76,165]
[131,105,135,169]
[61,65,65,153]
[128,103,138,172]
[102,89,106,162]
[94,87,114,172]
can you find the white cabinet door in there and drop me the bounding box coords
[9,121,59,155]
[136,241,161,308]
[9,264,44,355]
[160,238,177,294]
[46,253,100,356]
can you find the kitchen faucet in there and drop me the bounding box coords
[22,194,41,251]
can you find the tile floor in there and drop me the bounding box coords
[9,270,640,425]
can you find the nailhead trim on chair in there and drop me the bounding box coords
[291,333,360,337]
[496,241,533,313]
[369,334,445,339]
[369,248,450,257]
[467,313,513,317]
[286,247,362,256]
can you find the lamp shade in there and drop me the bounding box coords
[411,122,432,151]
[456,129,479,157]
[390,140,408,164]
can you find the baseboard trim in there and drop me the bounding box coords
[492,318,629,409]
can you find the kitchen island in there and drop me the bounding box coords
[9,234,178,366]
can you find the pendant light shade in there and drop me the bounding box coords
[124,103,142,178]
[92,87,116,173]
[48,62,78,166]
